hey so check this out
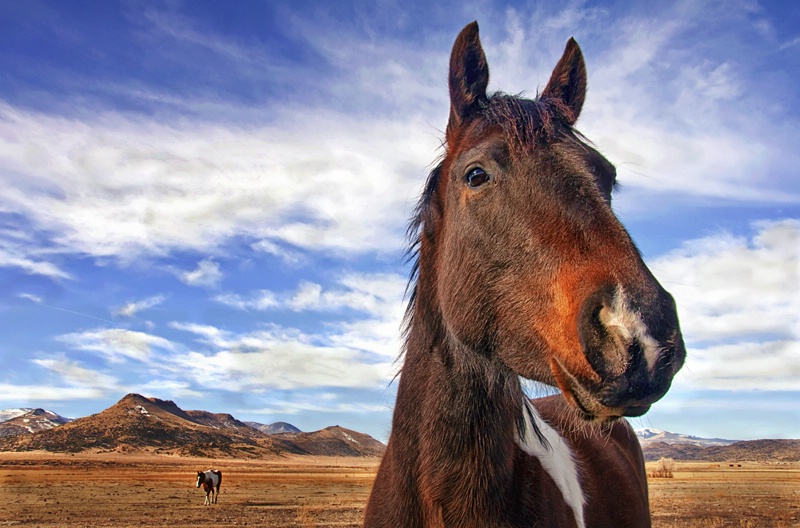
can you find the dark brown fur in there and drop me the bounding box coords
[364,21,685,527]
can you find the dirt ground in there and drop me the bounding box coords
[1,453,798,527]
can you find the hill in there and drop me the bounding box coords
[0,409,72,437]
[0,394,384,458]
[636,428,735,447]
[247,421,302,434]
[276,425,386,457]
[642,439,800,462]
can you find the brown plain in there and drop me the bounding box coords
[1,453,798,527]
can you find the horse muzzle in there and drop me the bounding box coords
[558,284,686,421]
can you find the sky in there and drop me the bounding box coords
[0,0,798,444]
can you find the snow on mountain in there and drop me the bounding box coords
[0,408,73,437]
[246,421,302,435]
[0,409,35,423]
[636,428,736,447]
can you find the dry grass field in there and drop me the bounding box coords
[648,461,800,528]
[0,452,377,527]
[1,453,798,527]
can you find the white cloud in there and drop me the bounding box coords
[251,239,306,266]
[131,379,202,399]
[212,272,407,359]
[0,241,72,279]
[0,103,433,265]
[676,340,800,391]
[216,272,407,316]
[18,293,43,303]
[484,6,800,206]
[779,36,800,51]
[174,258,223,288]
[649,219,800,391]
[1,4,796,273]
[0,384,105,402]
[114,294,166,318]
[283,276,404,313]
[32,357,119,390]
[650,219,800,343]
[213,290,278,311]
[167,324,393,391]
[57,328,176,363]
[170,272,407,390]
[248,398,388,416]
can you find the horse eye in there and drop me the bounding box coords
[466,167,491,188]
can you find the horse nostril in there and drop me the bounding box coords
[580,304,608,373]
[580,286,642,380]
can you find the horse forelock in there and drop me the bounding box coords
[403,91,580,346]
[472,92,579,154]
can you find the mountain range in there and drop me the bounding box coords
[635,428,800,462]
[0,408,72,437]
[2,398,797,462]
[0,394,385,458]
[246,421,302,435]
[635,428,736,447]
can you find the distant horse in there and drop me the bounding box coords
[196,469,222,506]
[363,21,685,528]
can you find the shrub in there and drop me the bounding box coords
[649,457,675,478]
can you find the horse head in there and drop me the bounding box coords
[196,471,205,488]
[413,22,685,422]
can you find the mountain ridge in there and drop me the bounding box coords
[0,393,384,458]
[246,421,302,435]
[0,408,72,437]
[636,427,737,447]
[641,438,800,462]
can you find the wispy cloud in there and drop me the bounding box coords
[0,384,105,402]
[18,293,43,303]
[1,3,795,278]
[114,294,166,318]
[778,36,800,50]
[0,240,72,279]
[213,290,278,311]
[248,396,388,416]
[57,328,176,363]
[216,273,406,313]
[479,6,800,207]
[33,357,119,390]
[168,323,394,391]
[213,272,407,359]
[251,239,307,266]
[174,258,223,288]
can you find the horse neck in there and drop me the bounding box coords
[393,298,527,518]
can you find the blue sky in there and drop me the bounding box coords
[0,0,798,443]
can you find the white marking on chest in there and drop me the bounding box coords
[517,398,585,528]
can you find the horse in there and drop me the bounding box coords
[363,21,686,528]
[196,469,222,506]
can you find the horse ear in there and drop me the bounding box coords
[447,21,490,139]
[541,38,586,125]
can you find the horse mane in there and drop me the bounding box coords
[399,91,583,454]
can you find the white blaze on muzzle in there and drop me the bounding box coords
[598,286,663,373]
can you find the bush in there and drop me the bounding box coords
[648,457,675,478]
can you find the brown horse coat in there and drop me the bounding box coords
[364,20,684,528]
